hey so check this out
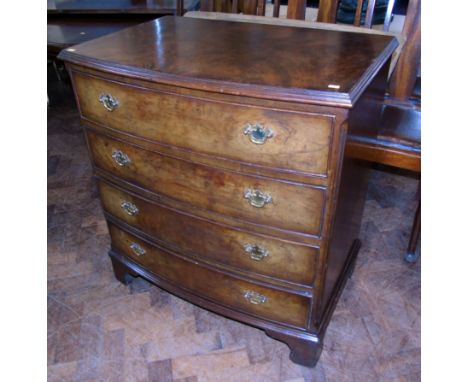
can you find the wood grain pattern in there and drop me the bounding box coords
[74,71,333,176]
[98,179,319,286]
[58,16,398,107]
[345,141,420,172]
[87,130,326,236]
[109,223,311,328]
[316,0,338,23]
[286,0,306,20]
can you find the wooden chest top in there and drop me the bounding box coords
[58,16,398,107]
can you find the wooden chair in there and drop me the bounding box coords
[186,0,421,262]
[200,0,395,29]
[346,105,421,262]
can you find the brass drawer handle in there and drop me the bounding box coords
[99,93,119,111]
[121,200,139,216]
[244,290,267,305]
[244,244,269,261]
[244,189,272,208]
[129,242,146,256]
[243,123,274,145]
[112,149,131,167]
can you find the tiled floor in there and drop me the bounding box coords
[47,76,420,382]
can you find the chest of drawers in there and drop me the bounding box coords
[59,16,397,367]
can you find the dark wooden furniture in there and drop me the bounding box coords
[48,0,196,16]
[48,21,138,58]
[48,0,199,57]
[318,0,421,103]
[346,105,421,262]
[59,16,398,367]
[347,105,420,173]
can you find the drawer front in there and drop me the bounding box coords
[109,224,310,328]
[74,72,333,175]
[88,131,325,235]
[99,180,318,285]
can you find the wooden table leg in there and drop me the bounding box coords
[404,199,420,263]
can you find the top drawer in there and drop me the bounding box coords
[73,72,333,176]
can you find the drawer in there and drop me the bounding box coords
[74,72,333,175]
[99,180,319,286]
[109,223,311,328]
[88,130,325,235]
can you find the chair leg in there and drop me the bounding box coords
[404,199,420,263]
[52,59,62,82]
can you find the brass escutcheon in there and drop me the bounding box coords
[244,290,268,305]
[244,244,269,261]
[112,149,131,167]
[243,123,274,145]
[244,189,273,208]
[99,93,119,111]
[121,200,139,216]
[129,242,146,256]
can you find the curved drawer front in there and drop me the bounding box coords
[75,72,333,175]
[99,180,318,286]
[109,223,310,329]
[88,131,325,235]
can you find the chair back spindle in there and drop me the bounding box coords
[364,0,376,28]
[201,0,266,15]
[273,0,280,17]
[200,0,395,27]
[354,0,364,26]
[350,0,395,31]
[383,0,396,31]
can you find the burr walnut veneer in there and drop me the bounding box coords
[59,16,398,367]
